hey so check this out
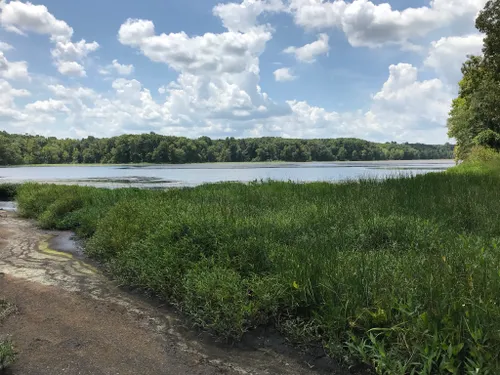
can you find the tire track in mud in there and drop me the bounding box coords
[0,213,336,375]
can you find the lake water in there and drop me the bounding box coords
[0,160,455,188]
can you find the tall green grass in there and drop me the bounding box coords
[15,166,500,374]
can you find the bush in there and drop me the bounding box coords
[0,183,18,201]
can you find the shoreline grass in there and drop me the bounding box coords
[14,163,500,374]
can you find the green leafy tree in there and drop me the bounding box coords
[448,1,500,160]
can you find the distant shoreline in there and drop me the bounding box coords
[0,159,455,168]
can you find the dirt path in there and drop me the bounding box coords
[0,212,347,375]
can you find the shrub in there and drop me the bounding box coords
[0,183,18,201]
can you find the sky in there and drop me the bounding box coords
[0,0,488,143]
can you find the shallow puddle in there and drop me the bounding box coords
[0,201,16,212]
[48,231,85,258]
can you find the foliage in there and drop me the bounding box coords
[476,0,500,76]
[0,131,454,166]
[0,183,18,201]
[448,0,500,160]
[474,129,500,149]
[0,338,15,371]
[15,163,500,373]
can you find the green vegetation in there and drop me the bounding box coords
[448,0,500,161]
[0,299,17,371]
[0,338,15,371]
[0,131,453,165]
[0,183,18,201]
[15,155,500,373]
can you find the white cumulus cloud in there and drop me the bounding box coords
[288,0,487,48]
[274,67,297,81]
[0,0,73,40]
[0,51,29,80]
[118,14,287,122]
[213,0,285,32]
[57,61,86,77]
[284,33,329,63]
[0,41,13,51]
[0,78,30,121]
[99,59,135,76]
[118,18,271,75]
[0,0,98,76]
[26,99,69,112]
[425,34,484,84]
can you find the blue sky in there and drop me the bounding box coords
[0,0,487,143]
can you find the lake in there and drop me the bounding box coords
[0,160,455,189]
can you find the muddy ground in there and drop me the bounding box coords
[0,212,352,375]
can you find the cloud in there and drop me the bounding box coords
[158,85,167,95]
[424,34,484,84]
[119,19,271,75]
[25,99,69,112]
[0,0,73,40]
[51,39,99,76]
[57,61,86,77]
[0,41,13,51]
[0,51,29,80]
[284,33,329,62]
[0,78,30,121]
[51,39,99,61]
[0,0,98,76]
[48,84,96,99]
[213,0,285,32]
[111,60,134,75]
[118,15,286,122]
[99,59,134,76]
[274,67,296,81]
[288,0,487,48]
[368,63,453,136]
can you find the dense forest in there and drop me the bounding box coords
[0,131,454,165]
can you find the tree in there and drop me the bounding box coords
[476,0,500,77]
[0,135,22,165]
[448,1,500,160]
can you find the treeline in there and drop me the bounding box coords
[0,131,454,165]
